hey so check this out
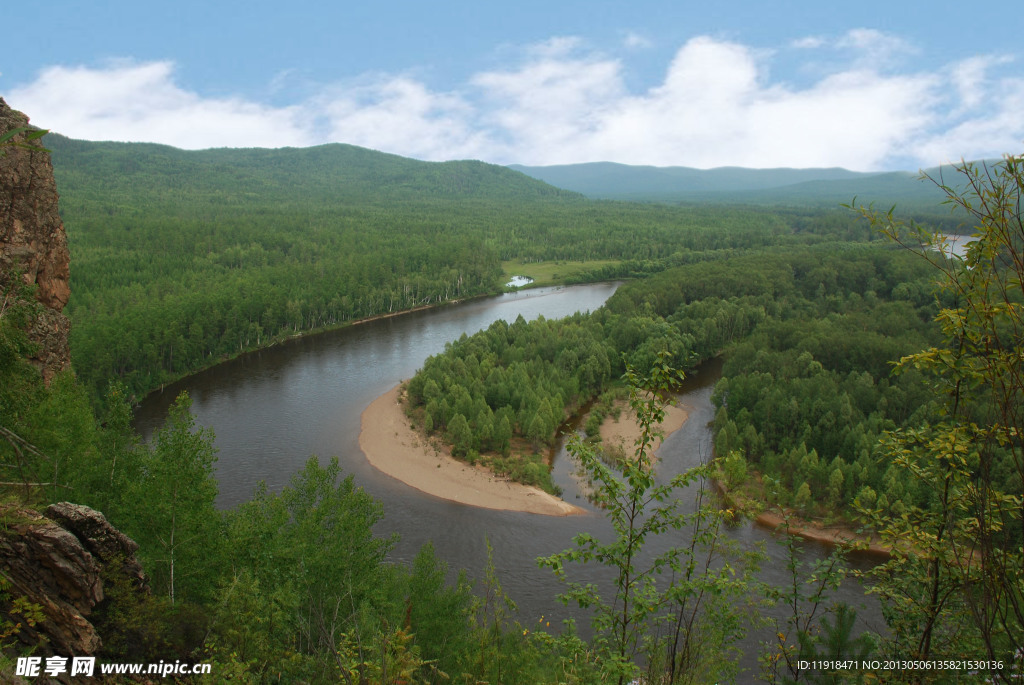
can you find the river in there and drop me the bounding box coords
[135,282,882,667]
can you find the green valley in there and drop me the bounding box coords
[50,135,868,402]
[4,114,1021,683]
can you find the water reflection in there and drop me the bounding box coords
[505,275,535,288]
[135,281,881,668]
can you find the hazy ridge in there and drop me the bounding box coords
[509,160,958,210]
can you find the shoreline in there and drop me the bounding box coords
[134,294,492,406]
[136,280,624,407]
[596,398,689,459]
[713,479,891,557]
[359,384,583,516]
[754,510,891,557]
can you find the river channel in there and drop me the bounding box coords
[135,281,882,664]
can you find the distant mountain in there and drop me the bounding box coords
[508,161,954,212]
[507,162,870,196]
[48,135,582,205]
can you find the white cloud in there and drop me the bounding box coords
[947,55,1013,111]
[471,43,626,162]
[836,28,911,53]
[524,36,585,60]
[469,36,940,168]
[6,35,1022,170]
[835,29,917,72]
[317,76,487,161]
[911,73,1024,166]
[9,61,314,149]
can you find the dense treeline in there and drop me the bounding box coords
[0,275,573,682]
[50,135,881,403]
[405,314,615,491]
[706,266,941,516]
[7,120,1023,680]
[400,147,1024,673]
[406,244,942,513]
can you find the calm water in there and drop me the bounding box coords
[932,232,978,259]
[136,282,882,665]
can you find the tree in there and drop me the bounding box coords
[406,542,474,677]
[760,521,861,684]
[538,352,758,684]
[128,392,219,605]
[447,413,473,457]
[854,154,1024,678]
[215,456,399,681]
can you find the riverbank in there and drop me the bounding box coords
[713,476,891,557]
[596,398,689,460]
[134,294,493,406]
[360,384,583,516]
[755,511,890,556]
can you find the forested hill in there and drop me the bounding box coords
[509,161,951,210]
[52,135,824,403]
[48,135,580,204]
[508,162,870,196]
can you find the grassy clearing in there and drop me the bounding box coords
[501,259,621,287]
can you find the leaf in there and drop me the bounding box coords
[0,126,51,152]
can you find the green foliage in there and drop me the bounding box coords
[853,155,1024,675]
[406,314,617,492]
[540,353,760,683]
[337,624,443,685]
[125,393,220,606]
[1,271,119,504]
[406,542,475,679]
[703,247,941,517]
[90,561,203,662]
[49,135,827,405]
[717,450,748,490]
[760,523,863,684]
[0,126,49,153]
[409,242,940,519]
[788,604,877,685]
[210,457,402,681]
[0,274,48,498]
[463,539,541,684]
[0,574,45,650]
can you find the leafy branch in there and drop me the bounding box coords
[0,127,49,154]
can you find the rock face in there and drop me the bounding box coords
[0,503,149,660]
[0,97,71,383]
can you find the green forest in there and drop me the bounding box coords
[48,135,846,404]
[400,161,1024,680]
[2,127,1022,683]
[404,245,945,516]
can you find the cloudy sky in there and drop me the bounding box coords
[3,0,1021,170]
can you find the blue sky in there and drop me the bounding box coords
[3,0,1021,170]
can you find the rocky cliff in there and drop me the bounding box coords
[0,503,150,678]
[0,97,71,383]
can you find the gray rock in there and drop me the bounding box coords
[0,503,150,662]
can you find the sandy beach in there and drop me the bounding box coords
[754,510,891,556]
[598,399,689,459]
[359,384,583,516]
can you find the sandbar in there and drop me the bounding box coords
[598,399,689,458]
[360,384,582,516]
[754,510,891,557]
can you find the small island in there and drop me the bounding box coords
[593,396,688,464]
[360,383,581,515]
[359,383,691,515]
